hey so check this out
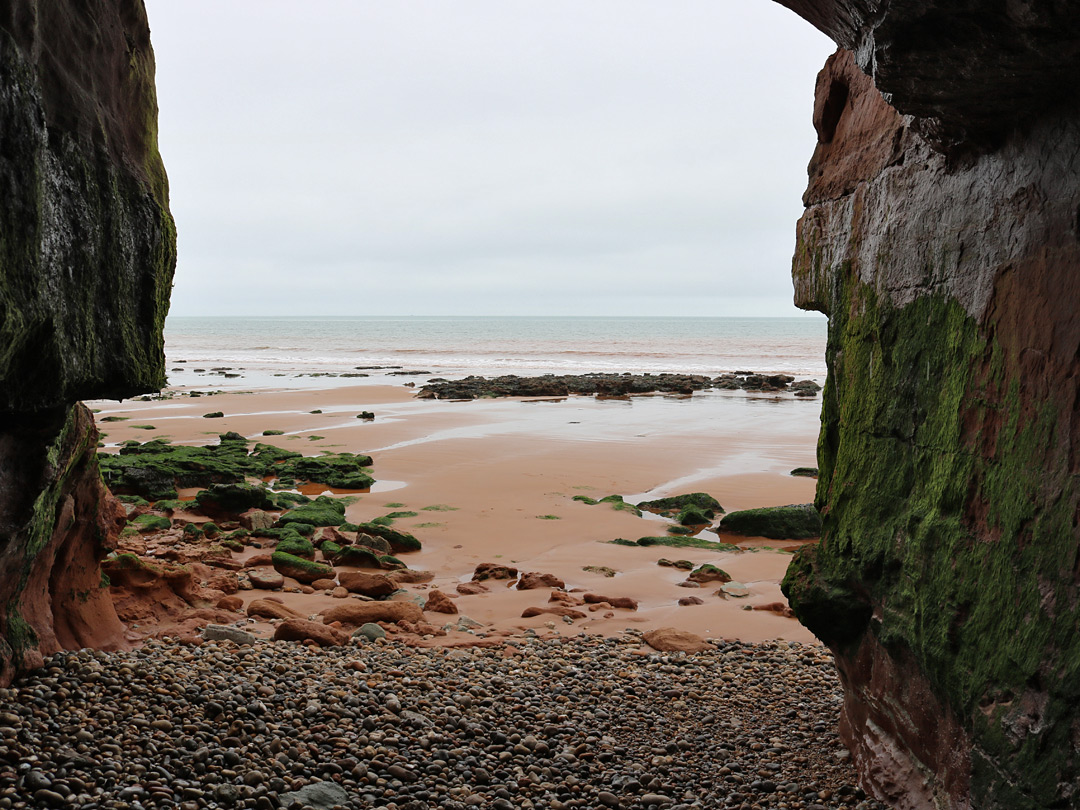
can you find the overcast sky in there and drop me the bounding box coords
[145,1,833,318]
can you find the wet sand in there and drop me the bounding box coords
[94,382,822,645]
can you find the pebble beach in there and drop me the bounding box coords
[1,635,886,810]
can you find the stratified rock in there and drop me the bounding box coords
[718,504,821,540]
[320,602,423,626]
[642,628,711,653]
[272,618,348,647]
[423,590,458,615]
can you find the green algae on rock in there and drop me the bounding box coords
[718,504,821,540]
[636,492,723,516]
[98,433,375,500]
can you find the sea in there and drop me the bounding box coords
[163,315,828,391]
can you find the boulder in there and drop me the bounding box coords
[456,581,488,595]
[678,596,705,606]
[337,571,397,598]
[688,564,731,584]
[195,483,274,516]
[273,618,348,647]
[311,578,337,590]
[215,595,244,612]
[516,572,565,590]
[717,503,821,540]
[203,624,256,646]
[642,628,712,653]
[240,510,276,531]
[271,552,334,585]
[247,568,285,590]
[423,590,458,614]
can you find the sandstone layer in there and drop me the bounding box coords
[0,1,174,682]
[780,25,1080,810]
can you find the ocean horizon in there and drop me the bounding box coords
[164,314,828,391]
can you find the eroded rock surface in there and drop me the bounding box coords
[0,2,175,683]
[779,14,1080,809]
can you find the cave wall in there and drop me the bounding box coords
[776,5,1080,808]
[0,1,174,681]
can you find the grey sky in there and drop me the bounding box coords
[146,1,833,317]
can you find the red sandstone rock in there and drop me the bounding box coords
[423,590,458,614]
[247,568,284,590]
[516,572,565,590]
[521,606,586,620]
[216,595,244,612]
[338,571,397,598]
[549,590,585,606]
[331,586,348,599]
[388,569,434,585]
[678,596,705,606]
[207,572,239,595]
[320,601,424,626]
[273,618,348,647]
[456,581,488,595]
[752,601,796,618]
[642,628,712,653]
[245,553,274,567]
[311,578,337,590]
[587,602,611,612]
[583,593,638,610]
[246,599,303,620]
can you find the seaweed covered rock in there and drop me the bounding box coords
[687,564,731,584]
[271,552,334,585]
[276,496,346,528]
[637,493,723,517]
[195,483,275,516]
[333,546,384,569]
[572,494,642,517]
[351,523,422,554]
[718,504,821,540]
[99,435,376,500]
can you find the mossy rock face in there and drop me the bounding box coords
[637,492,723,516]
[688,564,731,584]
[194,483,275,515]
[115,495,149,507]
[152,499,188,513]
[271,552,334,584]
[131,513,170,533]
[319,541,342,562]
[275,536,315,560]
[288,522,315,537]
[352,523,421,554]
[377,554,407,570]
[719,504,821,540]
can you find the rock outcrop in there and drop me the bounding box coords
[777,4,1080,808]
[0,1,175,683]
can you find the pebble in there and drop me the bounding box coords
[0,637,888,810]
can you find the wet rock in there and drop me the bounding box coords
[273,618,348,647]
[472,563,518,581]
[517,572,565,590]
[423,590,458,614]
[642,628,712,653]
[338,571,397,598]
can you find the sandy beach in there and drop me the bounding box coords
[93,379,821,646]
